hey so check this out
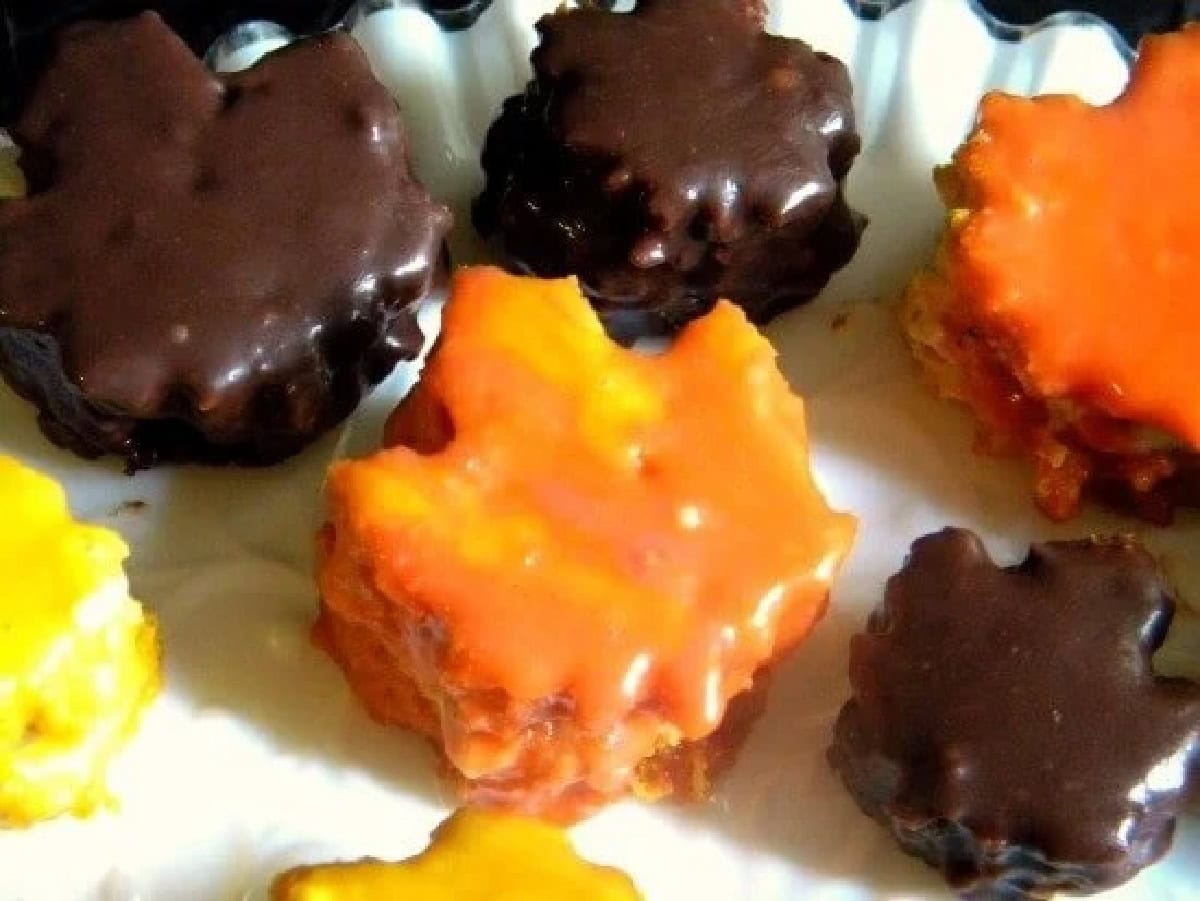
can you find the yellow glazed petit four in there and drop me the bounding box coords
[0,456,159,825]
[271,808,643,900]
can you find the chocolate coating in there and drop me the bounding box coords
[473,0,863,341]
[0,2,358,122]
[829,528,1200,898]
[0,13,450,469]
[0,2,508,121]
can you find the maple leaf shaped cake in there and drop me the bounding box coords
[271,808,643,900]
[903,26,1200,522]
[474,0,864,342]
[0,0,505,122]
[315,267,856,823]
[0,13,450,470]
[830,528,1200,897]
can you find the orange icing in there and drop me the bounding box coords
[316,267,854,816]
[948,26,1200,448]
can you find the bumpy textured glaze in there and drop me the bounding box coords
[0,13,449,470]
[270,808,643,900]
[316,267,856,821]
[0,456,160,826]
[474,0,863,341]
[902,26,1200,521]
[830,528,1200,898]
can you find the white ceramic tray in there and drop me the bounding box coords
[3,0,1198,898]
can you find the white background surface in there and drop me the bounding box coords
[2,0,1198,898]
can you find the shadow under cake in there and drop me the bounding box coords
[315,267,856,822]
[0,12,450,471]
[474,0,864,342]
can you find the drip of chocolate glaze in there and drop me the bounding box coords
[830,528,1200,898]
[0,13,450,468]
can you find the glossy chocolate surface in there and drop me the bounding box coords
[0,2,502,121]
[829,528,1200,898]
[0,2,355,121]
[474,0,863,340]
[0,13,449,469]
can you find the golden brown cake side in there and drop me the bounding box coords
[902,159,1200,524]
[316,583,771,818]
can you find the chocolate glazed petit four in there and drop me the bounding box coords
[474,0,864,342]
[0,2,357,122]
[0,12,450,470]
[0,2,501,121]
[829,529,1200,898]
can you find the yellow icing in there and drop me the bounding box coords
[272,809,643,900]
[0,457,128,679]
[0,456,160,826]
[0,149,25,199]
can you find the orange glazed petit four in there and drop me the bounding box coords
[270,808,643,900]
[903,26,1200,522]
[316,267,855,822]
